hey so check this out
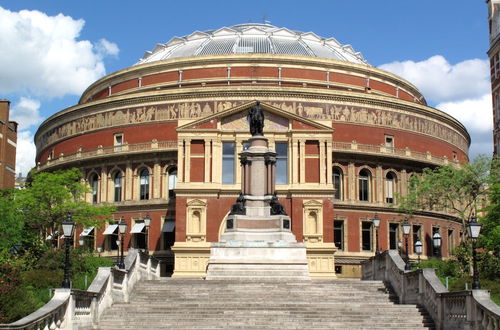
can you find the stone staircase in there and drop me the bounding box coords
[97,278,434,329]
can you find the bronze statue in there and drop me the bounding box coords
[247,101,264,136]
[229,192,246,215]
[270,192,287,216]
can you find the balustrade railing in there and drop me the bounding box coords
[362,250,500,330]
[38,140,177,170]
[332,141,458,166]
[0,249,161,329]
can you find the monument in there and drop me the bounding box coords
[206,101,310,280]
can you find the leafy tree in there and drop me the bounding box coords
[478,183,500,254]
[0,190,24,251]
[397,155,499,239]
[15,168,116,241]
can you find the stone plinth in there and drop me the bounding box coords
[206,132,310,280]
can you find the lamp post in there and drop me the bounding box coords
[402,218,411,270]
[467,214,482,290]
[144,214,151,254]
[433,232,442,258]
[118,217,127,269]
[61,213,76,289]
[372,213,380,254]
[415,240,423,267]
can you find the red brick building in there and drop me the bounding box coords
[487,0,500,157]
[0,100,17,189]
[35,24,468,277]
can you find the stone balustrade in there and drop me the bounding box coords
[38,140,177,171]
[332,141,458,166]
[361,250,500,330]
[0,249,160,329]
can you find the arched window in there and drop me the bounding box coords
[332,167,343,200]
[114,172,122,202]
[385,172,396,203]
[139,169,149,200]
[168,167,177,198]
[90,173,99,204]
[359,169,370,202]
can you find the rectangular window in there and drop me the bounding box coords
[385,135,394,148]
[359,177,369,201]
[413,225,421,244]
[448,229,454,254]
[114,133,123,151]
[275,142,288,184]
[333,168,342,200]
[222,142,235,184]
[389,223,399,250]
[334,220,344,250]
[432,227,440,257]
[362,221,372,251]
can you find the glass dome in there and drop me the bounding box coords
[136,23,369,66]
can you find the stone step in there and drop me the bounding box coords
[96,278,434,329]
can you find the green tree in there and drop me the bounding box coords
[397,155,499,239]
[479,182,500,254]
[16,168,115,241]
[0,190,24,251]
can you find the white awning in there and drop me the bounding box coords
[162,221,175,233]
[103,224,118,235]
[80,227,95,237]
[130,223,146,234]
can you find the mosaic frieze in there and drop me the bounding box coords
[37,100,469,153]
[221,111,288,131]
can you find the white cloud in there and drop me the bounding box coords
[436,94,493,134]
[15,130,36,177]
[0,6,119,98]
[96,38,119,56]
[436,94,493,159]
[379,55,494,157]
[10,97,43,129]
[379,55,490,104]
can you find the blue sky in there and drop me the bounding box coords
[0,1,492,175]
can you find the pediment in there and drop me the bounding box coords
[187,199,207,207]
[303,199,323,207]
[177,101,333,133]
[241,27,267,35]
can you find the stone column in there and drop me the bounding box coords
[348,162,356,201]
[204,139,211,183]
[177,140,184,183]
[292,139,299,184]
[153,159,161,199]
[319,140,326,184]
[376,166,383,203]
[100,167,107,202]
[185,139,191,183]
[326,141,333,185]
[299,139,305,184]
[125,162,133,201]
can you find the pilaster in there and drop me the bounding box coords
[348,162,356,201]
[376,165,383,203]
[125,162,133,201]
[153,159,161,198]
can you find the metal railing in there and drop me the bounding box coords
[361,250,500,330]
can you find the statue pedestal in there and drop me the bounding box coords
[206,132,310,280]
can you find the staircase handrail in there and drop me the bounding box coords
[361,250,500,330]
[0,289,71,330]
[0,249,160,329]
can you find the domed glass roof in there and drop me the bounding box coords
[136,23,369,66]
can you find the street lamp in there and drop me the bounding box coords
[433,232,442,258]
[61,213,76,289]
[415,240,423,267]
[118,217,127,269]
[402,218,411,270]
[372,213,380,255]
[467,214,482,290]
[144,214,151,254]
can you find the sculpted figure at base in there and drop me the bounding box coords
[247,101,265,136]
[270,192,287,216]
[229,193,246,215]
